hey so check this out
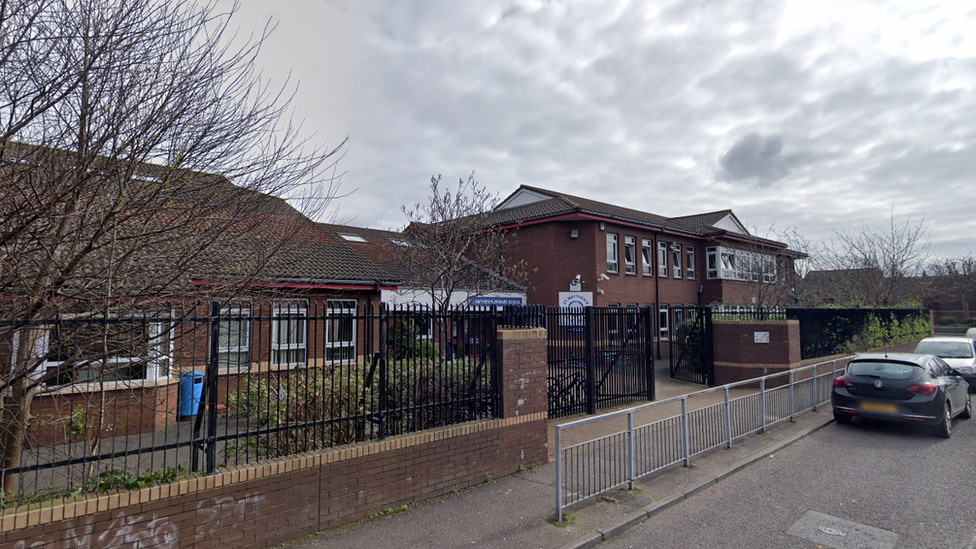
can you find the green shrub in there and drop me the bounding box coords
[936,316,959,326]
[225,365,379,460]
[842,313,931,353]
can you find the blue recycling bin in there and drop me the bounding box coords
[178,370,205,419]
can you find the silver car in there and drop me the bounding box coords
[915,337,976,393]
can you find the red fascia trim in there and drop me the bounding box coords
[703,234,787,251]
[190,278,396,291]
[495,212,667,233]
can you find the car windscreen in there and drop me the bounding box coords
[915,341,975,359]
[847,361,921,380]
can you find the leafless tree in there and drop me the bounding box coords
[0,0,344,497]
[399,173,526,310]
[926,256,976,319]
[815,210,929,307]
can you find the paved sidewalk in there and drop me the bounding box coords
[280,373,836,549]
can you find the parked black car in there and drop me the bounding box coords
[832,352,972,438]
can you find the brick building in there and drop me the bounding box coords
[480,185,804,335]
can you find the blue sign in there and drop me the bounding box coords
[468,296,524,306]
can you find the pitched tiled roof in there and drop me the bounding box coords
[487,185,796,250]
[315,223,525,292]
[490,185,671,228]
[664,210,735,235]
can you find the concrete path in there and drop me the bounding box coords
[281,368,836,549]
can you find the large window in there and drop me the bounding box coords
[672,244,683,278]
[38,312,173,385]
[218,302,251,371]
[272,300,307,367]
[607,233,619,273]
[658,242,668,277]
[706,246,777,282]
[327,300,357,362]
[642,239,653,276]
[686,246,696,279]
[624,236,637,274]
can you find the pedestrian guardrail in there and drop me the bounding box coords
[554,358,849,521]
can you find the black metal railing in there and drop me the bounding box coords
[517,306,654,419]
[0,301,499,507]
[785,308,928,359]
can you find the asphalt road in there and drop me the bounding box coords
[604,414,976,549]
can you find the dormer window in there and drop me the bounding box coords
[338,233,367,243]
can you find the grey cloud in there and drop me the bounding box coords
[718,133,793,185]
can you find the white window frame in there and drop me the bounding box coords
[658,304,670,340]
[686,246,696,279]
[608,303,620,342]
[658,242,668,277]
[218,302,252,372]
[607,233,619,273]
[705,245,777,283]
[642,239,653,276]
[36,312,174,385]
[672,243,683,278]
[272,300,308,367]
[624,236,637,275]
[327,299,358,362]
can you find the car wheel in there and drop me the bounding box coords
[962,394,973,420]
[937,401,953,439]
[833,411,852,424]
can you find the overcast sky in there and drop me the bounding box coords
[226,0,976,260]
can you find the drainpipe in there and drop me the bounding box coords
[654,234,661,361]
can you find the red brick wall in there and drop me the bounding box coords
[0,328,549,548]
[712,320,802,384]
[498,328,548,418]
[506,220,706,308]
[28,382,179,446]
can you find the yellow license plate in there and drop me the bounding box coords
[860,401,898,413]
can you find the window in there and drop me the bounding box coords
[272,300,307,367]
[327,300,357,361]
[607,233,619,273]
[626,304,639,337]
[686,247,696,279]
[338,233,368,243]
[658,242,668,277]
[608,304,620,342]
[672,244,682,278]
[624,236,636,274]
[658,304,669,340]
[642,239,653,276]
[706,246,777,283]
[218,302,251,371]
[39,312,173,384]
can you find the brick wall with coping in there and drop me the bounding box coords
[0,327,549,549]
[712,320,802,385]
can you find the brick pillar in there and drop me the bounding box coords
[497,327,547,419]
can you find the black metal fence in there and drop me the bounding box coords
[533,306,654,418]
[669,307,713,385]
[785,308,928,359]
[0,302,499,507]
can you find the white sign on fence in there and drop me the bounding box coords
[558,292,592,326]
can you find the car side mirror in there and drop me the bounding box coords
[949,368,963,377]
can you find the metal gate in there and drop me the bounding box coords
[546,306,655,418]
[669,306,713,385]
